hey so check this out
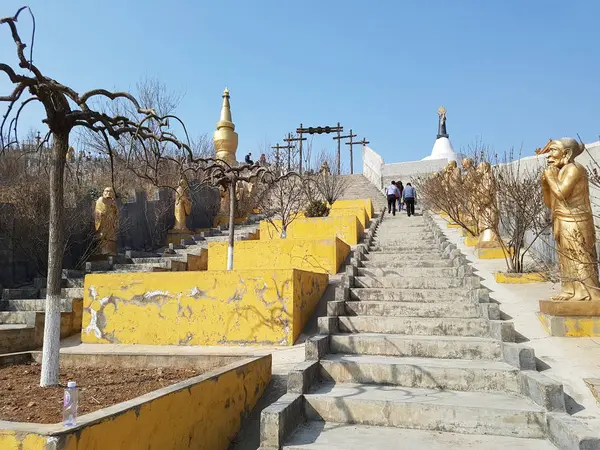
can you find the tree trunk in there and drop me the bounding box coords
[40,130,68,387]
[227,179,236,270]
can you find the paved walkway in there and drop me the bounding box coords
[433,214,600,419]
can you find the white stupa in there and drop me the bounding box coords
[422,106,458,162]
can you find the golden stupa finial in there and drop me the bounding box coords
[438,105,446,116]
[214,87,238,166]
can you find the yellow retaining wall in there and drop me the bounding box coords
[81,269,328,346]
[208,238,350,275]
[0,356,271,450]
[331,198,374,220]
[260,215,363,246]
[328,206,368,229]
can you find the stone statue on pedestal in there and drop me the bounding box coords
[539,138,600,301]
[173,177,192,232]
[94,187,119,256]
[476,162,502,248]
[320,160,331,175]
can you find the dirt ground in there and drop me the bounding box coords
[0,363,204,424]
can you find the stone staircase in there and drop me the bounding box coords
[259,212,595,449]
[339,174,387,211]
[0,270,84,354]
[84,224,260,273]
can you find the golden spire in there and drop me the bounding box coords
[213,87,238,166]
[219,88,234,126]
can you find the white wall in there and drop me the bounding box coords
[362,145,384,189]
[382,158,448,185]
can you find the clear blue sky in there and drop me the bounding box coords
[2,0,600,170]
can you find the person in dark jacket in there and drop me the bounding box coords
[402,183,417,217]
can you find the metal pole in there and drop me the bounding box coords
[336,121,341,175]
[299,123,303,174]
[227,177,236,270]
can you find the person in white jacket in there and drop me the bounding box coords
[385,181,400,216]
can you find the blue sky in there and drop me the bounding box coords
[1,0,599,170]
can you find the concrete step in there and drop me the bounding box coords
[65,278,84,288]
[284,422,558,450]
[112,264,170,272]
[338,316,490,337]
[330,333,502,361]
[355,275,463,289]
[319,354,520,393]
[0,311,35,325]
[362,259,452,268]
[345,301,481,318]
[349,288,467,302]
[2,287,39,300]
[357,267,458,278]
[39,287,84,299]
[0,298,74,312]
[368,245,439,253]
[304,383,547,439]
[366,249,443,259]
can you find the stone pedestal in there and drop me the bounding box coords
[538,300,600,337]
[166,229,195,246]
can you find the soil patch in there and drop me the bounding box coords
[0,363,204,424]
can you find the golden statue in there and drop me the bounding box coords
[539,138,600,301]
[444,160,461,187]
[173,177,192,232]
[95,187,119,256]
[320,160,331,175]
[476,162,502,247]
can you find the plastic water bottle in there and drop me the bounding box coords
[63,381,78,426]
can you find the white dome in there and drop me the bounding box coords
[422,137,457,162]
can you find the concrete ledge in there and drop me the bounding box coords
[317,317,339,335]
[306,335,330,360]
[519,370,566,412]
[546,413,600,450]
[502,342,536,370]
[469,288,490,303]
[480,303,501,320]
[335,287,350,302]
[327,300,346,317]
[489,320,515,342]
[287,360,320,394]
[260,393,304,450]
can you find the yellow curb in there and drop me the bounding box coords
[494,272,547,284]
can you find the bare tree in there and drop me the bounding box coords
[313,151,350,205]
[259,174,306,238]
[0,7,195,386]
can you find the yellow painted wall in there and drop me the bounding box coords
[0,432,45,450]
[0,356,271,450]
[207,238,349,275]
[328,206,368,229]
[260,215,363,246]
[81,269,328,346]
[331,198,374,220]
